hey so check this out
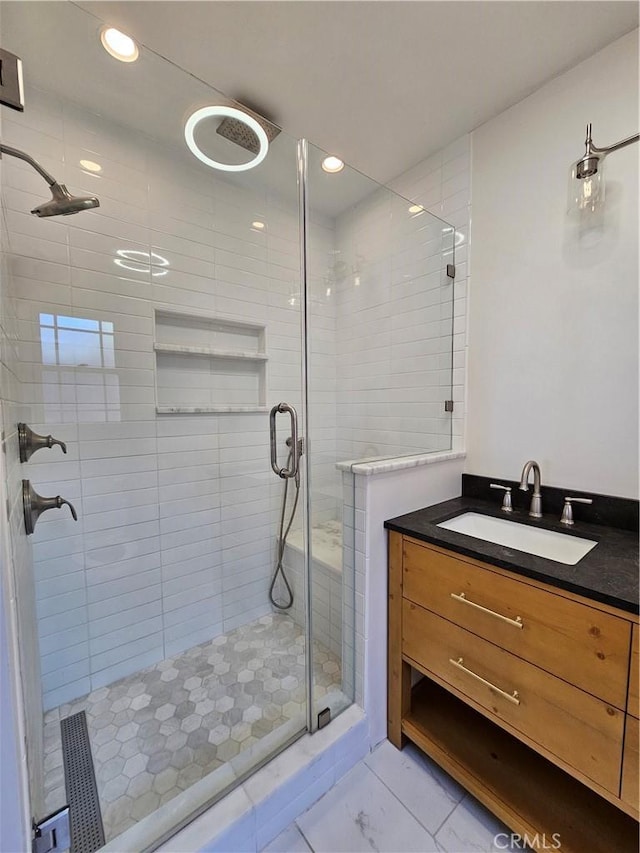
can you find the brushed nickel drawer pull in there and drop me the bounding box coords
[450,592,523,629]
[449,657,521,705]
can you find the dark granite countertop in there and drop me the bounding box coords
[385,496,639,615]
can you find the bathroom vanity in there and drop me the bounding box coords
[385,486,639,852]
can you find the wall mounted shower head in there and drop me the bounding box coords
[0,142,100,216]
[31,182,99,217]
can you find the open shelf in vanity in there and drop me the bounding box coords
[403,676,637,852]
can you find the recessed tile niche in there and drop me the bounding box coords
[154,309,268,413]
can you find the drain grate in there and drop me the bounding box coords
[60,712,105,853]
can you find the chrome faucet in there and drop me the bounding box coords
[519,460,542,518]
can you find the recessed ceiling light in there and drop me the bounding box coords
[322,156,344,174]
[251,221,265,230]
[408,204,424,215]
[184,106,269,172]
[100,27,139,63]
[80,159,102,173]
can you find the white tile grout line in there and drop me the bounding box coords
[296,824,314,853]
[365,759,453,842]
[290,747,474,852]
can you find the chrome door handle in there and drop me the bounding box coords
[22,480,78,535]
[269,403,299,479]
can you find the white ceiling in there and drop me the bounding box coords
[76,0,639,184]
[2,1,394,218]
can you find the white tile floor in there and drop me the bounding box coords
[264,740,520,853]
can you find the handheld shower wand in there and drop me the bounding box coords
[0,142,100,216]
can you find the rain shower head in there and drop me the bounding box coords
[0,142,100,216]
[31,182,100,217]
[216,105,280,154]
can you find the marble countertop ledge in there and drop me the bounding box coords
[385,495,639,615]
[336,450,466,476]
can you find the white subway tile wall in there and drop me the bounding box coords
[2,86,336,710]
[0,119,46,817]
[3,82,465,716]
[388,136,471,452]
[281,532,343,661]
[335,207,455,460]
[343,138,472,720]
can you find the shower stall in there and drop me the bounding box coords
[0,3,456,850]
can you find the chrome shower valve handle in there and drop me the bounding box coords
[18,422,67,462]
[22,480,78,535]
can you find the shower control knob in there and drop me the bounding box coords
[22,480,78,535]
[18,423,67,462]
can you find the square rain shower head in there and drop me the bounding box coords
[216,106,281,154]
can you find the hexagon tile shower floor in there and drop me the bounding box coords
[42,613,341,841]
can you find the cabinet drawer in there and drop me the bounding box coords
[403,539,630,708]
[403,600,624,795]
[621,715,639,811]
[629,625,639,718]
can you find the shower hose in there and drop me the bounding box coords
[268,445,299,610]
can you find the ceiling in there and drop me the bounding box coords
[1,1,637,220]
[2,1,395,218]
[75,0,639,184]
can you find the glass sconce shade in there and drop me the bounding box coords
[567,157,605,214]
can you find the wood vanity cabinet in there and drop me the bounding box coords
[388,532,640,852]
[622,625,639,809]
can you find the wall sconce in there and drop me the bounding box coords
[568,123,639,214]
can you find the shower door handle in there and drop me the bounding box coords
[269,402,299,479]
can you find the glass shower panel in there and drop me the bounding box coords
[306,151,456,465]
[388,190,456,456]
[0,2,308,848]
[303,141,455,723]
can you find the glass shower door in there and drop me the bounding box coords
[0,3,311,849]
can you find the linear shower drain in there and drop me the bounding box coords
[60,712,105,853]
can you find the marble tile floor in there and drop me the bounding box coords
[264,740,523,853]
[43,613,341,843]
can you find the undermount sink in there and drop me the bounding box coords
[437,512,597,565]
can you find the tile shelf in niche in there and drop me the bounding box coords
[157,405,270,414]
[154,343,268,361]
[154,308,268,414]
